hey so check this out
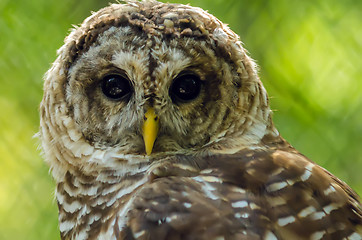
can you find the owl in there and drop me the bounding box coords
[39,0,362,239]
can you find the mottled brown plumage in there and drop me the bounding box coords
[39,1,362,239]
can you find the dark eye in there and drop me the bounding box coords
[170,73,201,103]
[101,74,132,100]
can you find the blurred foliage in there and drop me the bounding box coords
[0,0,361,239]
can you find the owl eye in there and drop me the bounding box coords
[101,74,132,100]
[170,73,201,103]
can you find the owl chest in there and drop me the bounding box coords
[56,174,148,240]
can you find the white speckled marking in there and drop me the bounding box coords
[59,220,76,233]
[347,232,362,240]
[202,175,223,183]
[277,216,295,226]
[133,230,146,238]
[298,206,316,218]
[241,213,249,218]
[270,167,284,176]
[267,181,288,192]
[323,203,339,214]
[324,185,336,195]
[62,200,82,213]
[200,169,213,174]
[310,230,325,240]
[249,202,261,210]
[300,169,312,181]
[230,186,246,194]
[193,176,204,182]
[88,213,101,225]
[286,179,295,185]
[305,162,314,172]
[173,163,198,172]
[231,200,248,208]
[264,231,278,240]
[234,213,242,219]
[183,202,192,208]
[199,181,218,200]
[310,211,326,220]
[75,230,87,240]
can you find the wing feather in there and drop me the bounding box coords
[119,149,362,239]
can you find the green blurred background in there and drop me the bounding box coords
[0,0,361,239]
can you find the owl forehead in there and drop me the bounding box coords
[73,25,219,98]
[63,1,238,73]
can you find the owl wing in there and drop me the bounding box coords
[118,149,362,239]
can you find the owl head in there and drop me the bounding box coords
[40,0,276,179]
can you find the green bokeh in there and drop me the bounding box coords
[0,0,361,239]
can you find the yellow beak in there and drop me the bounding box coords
[142,108,159,155]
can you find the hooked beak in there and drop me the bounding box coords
[142,108,159,155]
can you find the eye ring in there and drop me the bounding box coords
[169,73,202,103]
[101,74,133,101]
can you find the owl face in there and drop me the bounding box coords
[42,1,271,161]
[67,25,240,155]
